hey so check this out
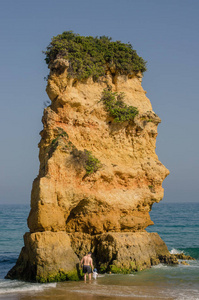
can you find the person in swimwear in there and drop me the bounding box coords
[80,252,93,282]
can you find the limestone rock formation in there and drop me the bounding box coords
[7,57,174,282]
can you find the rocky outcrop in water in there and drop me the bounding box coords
[6,55,175,282]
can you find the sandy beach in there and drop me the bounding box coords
[1,268,199,300]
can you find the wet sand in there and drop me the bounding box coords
[1,268,199,300]
[0,278,177,300]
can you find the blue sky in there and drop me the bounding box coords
[0,0,199,204]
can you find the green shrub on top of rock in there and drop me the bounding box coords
[44,31,147,81]
[101,88,139,122]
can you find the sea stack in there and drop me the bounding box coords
[6,32,177,282]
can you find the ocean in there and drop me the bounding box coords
[0,202,199,300]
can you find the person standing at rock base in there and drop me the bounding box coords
[80,252,93,282]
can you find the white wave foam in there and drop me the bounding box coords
[0,280,56,295]
[176,293,199,300]
[152,263,168,269]
[170,248,183,254]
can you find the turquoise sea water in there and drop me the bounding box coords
[0,202,199,300]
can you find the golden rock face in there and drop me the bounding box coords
[28,63,169,235]
[7,61,171,282]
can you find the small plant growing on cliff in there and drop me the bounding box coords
[101,88,138,122]
[48,127,69,158]
[44,31,147,81]
[71,148,102,176]
[51,127,68,147]
[84,150,102,175]
[48,127,101,176]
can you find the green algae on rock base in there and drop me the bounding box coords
[36,269,80,283]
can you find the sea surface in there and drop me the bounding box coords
[0,202,199,300]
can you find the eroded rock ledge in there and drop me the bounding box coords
[7,60,174,282]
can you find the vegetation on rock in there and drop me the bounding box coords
[48,127,101,176]
[36,269,79,283]
[44,31,147,81]
[99,261,137,274]
[110,262,137,274]
[71,148,102,176]
[101,88,139,122]
[51,127,68,145]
